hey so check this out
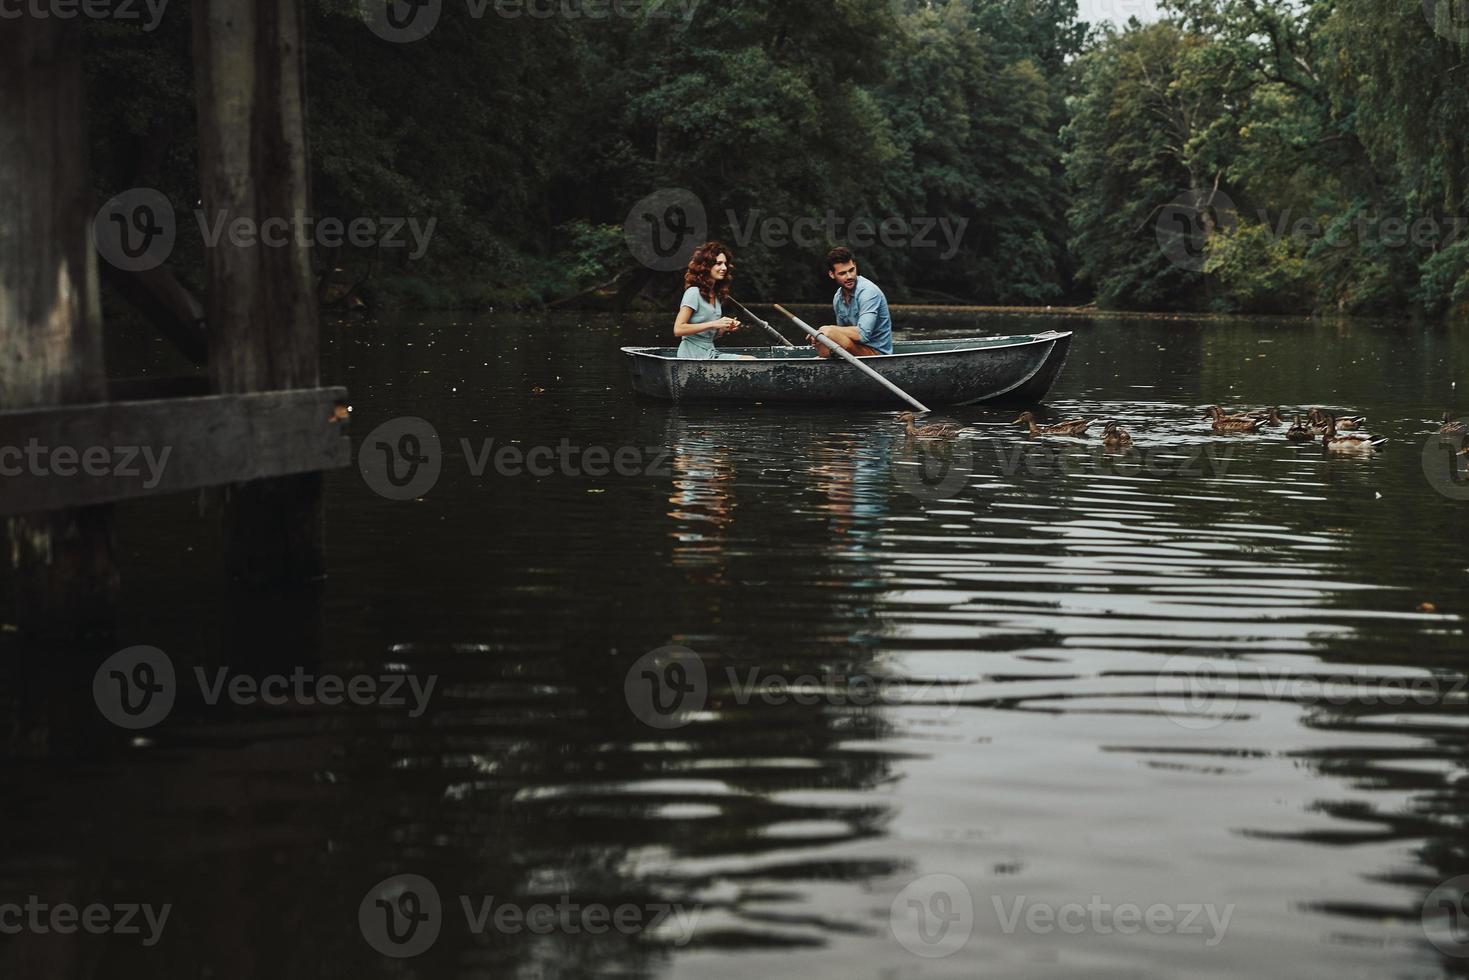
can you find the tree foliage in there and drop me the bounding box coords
[78,0,1469,317]
[1065,0,1469,316]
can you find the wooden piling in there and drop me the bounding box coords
[193,0,326,586]
[0,19,118,636]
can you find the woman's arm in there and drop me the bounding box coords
[674,306,737,338]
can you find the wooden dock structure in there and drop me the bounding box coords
[0,1,351,638]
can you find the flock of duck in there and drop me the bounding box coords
[897,407,1469,455]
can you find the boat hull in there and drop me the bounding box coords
[621,331,1072,407]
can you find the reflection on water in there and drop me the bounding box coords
[1,311,1467,978]
[667,415,738,583]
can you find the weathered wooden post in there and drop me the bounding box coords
[193,0,326,585]
[0,18,118,636]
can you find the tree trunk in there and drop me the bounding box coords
[193,0,325,585]
[0,19,117,638]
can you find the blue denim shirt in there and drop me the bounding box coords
[832,276,894,354]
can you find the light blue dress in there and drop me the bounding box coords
[675,286,739,359]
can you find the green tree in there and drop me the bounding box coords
[1064,22,1241,310]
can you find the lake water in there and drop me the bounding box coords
[3,309,1468,979]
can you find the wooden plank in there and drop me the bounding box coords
[0,387,350,517]
[108,375,212,402]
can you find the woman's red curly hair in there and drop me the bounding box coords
[684,241,734,303]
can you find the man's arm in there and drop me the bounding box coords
[854,291,883,347]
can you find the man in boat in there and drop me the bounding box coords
[814,246,894,358]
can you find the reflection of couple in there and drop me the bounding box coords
[673,242,894,360]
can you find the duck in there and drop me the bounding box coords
[1285,415,1315,443]
[1322,417,1386,454]
[1212,415,1261,434]
[1303,410,1334,435]
[1307,407,1366,431]
[1101,421,1133,448]
[1207,405,1286,425]
[1014,411,1093,437]
[1204,405,1255,423]
[1438,410,1467,439]
[896,411,964,439]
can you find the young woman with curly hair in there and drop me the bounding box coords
[674,241,753,359]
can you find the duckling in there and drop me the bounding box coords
[1101,421,1133,448]
[1322,417,1386,454]
[896,411,964,439]
[1285,415,1314,443]
[1212,415,1261,434]
[1014,411,1093,437]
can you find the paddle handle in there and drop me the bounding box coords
[772,304,930,414]
[727,297,795,348]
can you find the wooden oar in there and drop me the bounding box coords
[772,304,930,413]
[727,297,795,348]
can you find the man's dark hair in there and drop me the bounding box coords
[826,246,856,270]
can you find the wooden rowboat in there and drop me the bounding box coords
[621,331,1072,407]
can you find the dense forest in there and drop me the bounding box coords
[83,0,1469,318]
